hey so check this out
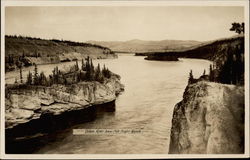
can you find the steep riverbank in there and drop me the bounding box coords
[5,35,117,71]
[169,81,244,154]
[168,34,245,154]
[144,35,244,62]
[5,74,124,133]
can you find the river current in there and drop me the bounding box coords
[5,54,211,154]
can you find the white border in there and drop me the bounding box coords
[1,0,249,159]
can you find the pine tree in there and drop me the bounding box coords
[75,60,79,71]
[20,65,23,83]
[85,57,91,80]
[85,57,95,81]
[34,64,39,85]
[188,70,194,84]
[39,72,47,86]
[26,71,33,85]
[53,66,59,83]
[209,64,214,82]
[81,59,85,71]
[95,63,104,82]
[90,59,94,72]
[218,53,234,84]
[79,70,84,81]
[203,69,206,76]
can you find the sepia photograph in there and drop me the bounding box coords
[1,0,249,159]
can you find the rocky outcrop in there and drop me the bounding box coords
[5,75,124,130]
[169,81,244,154]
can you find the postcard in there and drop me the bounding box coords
[1,0,249,159]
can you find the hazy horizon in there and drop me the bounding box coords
[5,6,244,42]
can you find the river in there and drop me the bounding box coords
[5,54,211,154]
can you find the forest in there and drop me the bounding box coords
[187,22,245,86]
[16,56,112,87]
[188,41,244,85]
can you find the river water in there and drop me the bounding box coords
[5,54,211,154]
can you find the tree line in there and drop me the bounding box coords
[188,50,244,86]
[188,22,244,86]
[6,35,112,51]
[18,56,112,86]
[188,46,244,85]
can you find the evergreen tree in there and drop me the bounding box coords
[34,64,39,85]
[209,64,214,82]
[218,53,234,84]
[105,67,111,78]
[79,70,84,81]
[26,71,33,85]
[203,69,206,76]
[85,57,95,81]
[85,57,91,80]
[90,59,94,72]
[75,60,79,71]
[95,63,104,82]
[62,74,67,85]
[39,72,47,86]
[81,59,85,71]
[20,65,23,83]
[188,70,194,84]
[53,66,59,83]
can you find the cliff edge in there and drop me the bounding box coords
[169,81,244,154]
[5,75,124,130]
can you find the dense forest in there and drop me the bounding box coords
[187,23,244,86]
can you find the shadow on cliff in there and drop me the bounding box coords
[5,100,116,154]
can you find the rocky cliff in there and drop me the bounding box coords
[5,75,124,130]
[169,81,244,154]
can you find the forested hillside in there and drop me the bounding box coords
[5,35,116,71]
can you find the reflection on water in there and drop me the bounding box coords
[5,54,212,154]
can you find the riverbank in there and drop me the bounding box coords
[144,35,244,62]
[168,34,245,154]
[5,74,124,148]
[5,35,117,71]
[169,81,244,154]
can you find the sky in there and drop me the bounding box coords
[5,6,244,42]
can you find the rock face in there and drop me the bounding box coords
[169,81,244,154]
[5,75,124,130]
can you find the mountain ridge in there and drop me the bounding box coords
[87,39,202,53]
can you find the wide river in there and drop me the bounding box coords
[6,54,211,154]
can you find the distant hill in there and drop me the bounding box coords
[5,35,117,71]
[87,39,202,53]
[145,35,245,84]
